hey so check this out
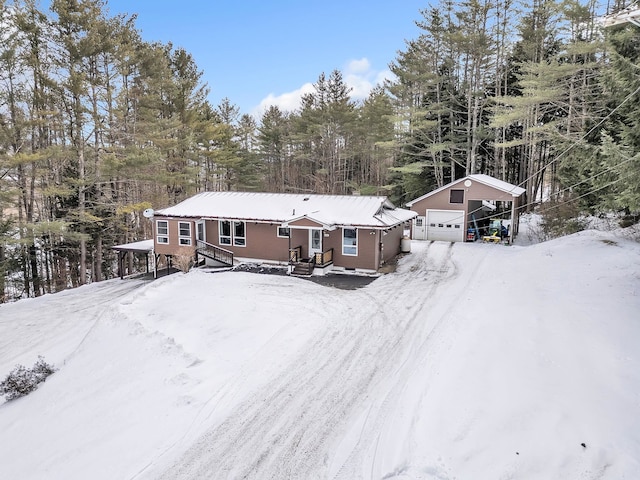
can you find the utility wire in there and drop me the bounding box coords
[498,83,640,197]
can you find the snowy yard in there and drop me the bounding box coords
[0,228,639,479]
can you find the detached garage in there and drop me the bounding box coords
[406,174,526,243]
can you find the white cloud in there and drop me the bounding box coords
[346,57,371,74]
[252,57,398,117]
[344,57,397,102]
[252,82,315,118]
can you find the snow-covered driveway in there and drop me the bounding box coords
[147,241,489,479]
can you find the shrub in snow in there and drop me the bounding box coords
[174,254,194,273]
[530,200,586,241]
[0,356,56,401]
[620,213,640,228]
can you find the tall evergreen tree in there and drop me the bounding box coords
[257,105,291,192]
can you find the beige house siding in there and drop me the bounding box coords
[380,225,404,264]
[288,218,324,228]
[152,216,407,272]
[204,220,291,263]
[153,217,196,258]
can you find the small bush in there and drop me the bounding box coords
[538,200,586,240]
[620,213,640,228]
[0,356,56,401]
[174,254,194,273]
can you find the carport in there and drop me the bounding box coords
[112,239,154,279]
[406,174,526,243]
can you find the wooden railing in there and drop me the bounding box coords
[196,240,234,266]
[289,245,302,262]
[314,248,334,267]
[291,255,315,276]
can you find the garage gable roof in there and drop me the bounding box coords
[405,174,525,207]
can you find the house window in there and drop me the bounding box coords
[219,221,232,245]
[415,218,423,227]
[342,228,357,256]
[178,222,191,246]
[277,226,290,238]
[219,220,246,246]
[234,221,246,246]
[450,189,464,204]
[156,220,169,244]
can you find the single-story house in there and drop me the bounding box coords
[405,174,526,243]
[150,192,417,276]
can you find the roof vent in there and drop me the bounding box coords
[303,197,310,201]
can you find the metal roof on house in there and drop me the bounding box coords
[155,192,417,228]
[405,174,525,207]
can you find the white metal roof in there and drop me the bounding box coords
[405,174,525,207]
[470,174,526,196]
[112,239,154,252]
[155,192,416,228]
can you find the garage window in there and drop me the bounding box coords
[450,189,464,204]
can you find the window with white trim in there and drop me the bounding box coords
[219,220,232,245]
[178,221,191,246]
[156,220,169,244]
[277,226,290,238]
[233,221,246,246]
[342,228,357,256]
[450,189,464,204]
[219,220,246,247]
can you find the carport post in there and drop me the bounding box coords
[509,199,516,244]
[118,250,123,279]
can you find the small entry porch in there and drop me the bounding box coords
[288,245,335,276]
[285,224,335,276]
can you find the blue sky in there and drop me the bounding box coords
[99,0,426,117]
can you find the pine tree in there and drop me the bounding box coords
[593,20,640,212]
[257,105,291,192]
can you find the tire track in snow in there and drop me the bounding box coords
[335,244,496,479]
[331,242,459,478]
[153,241,461,479]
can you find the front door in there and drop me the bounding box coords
[309,229,322,257]
[196,220,205,243]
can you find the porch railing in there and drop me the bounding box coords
[196,239,234,266]
[289,245,302,262]
[314,248,334,267]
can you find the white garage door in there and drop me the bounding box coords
[426,209,465,242]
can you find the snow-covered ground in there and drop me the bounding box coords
[0,226,639,479]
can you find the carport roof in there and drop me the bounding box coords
[405,174,525,207]
[112,239,154,252]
